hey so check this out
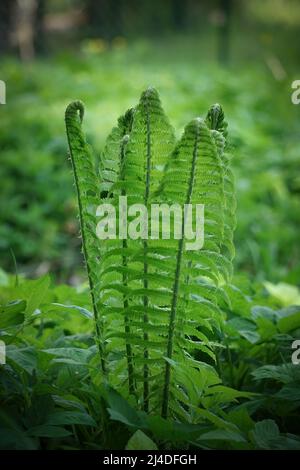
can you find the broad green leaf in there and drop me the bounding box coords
[0,409,38,450]
[256,317,277,340]
[202,385,255,407]
[224,284,251,317]
[275,384,300,402]
[196,409,239,433]
[6,345,37,375]
[125,430,158,450]
[251,419,280,449]
[252,364,300,384]
[227,408,255,434]
[0,300,26,328]
[0,268,9,287]
[146,415,204,442]
[43,347,95,366]
[251,305,276,321]
[49,303,93,319]
[21,275,51,316]
[227,317,259,343]
[267,434,300,450]
[45,411,96,427]
[198,429,246,443]
[278,310,300,333]
[105,386,145,428]
[264,282,300,307]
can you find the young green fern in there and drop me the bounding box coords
[65,101,106,374]
[65,89,236,421]
[206,103,236,276]
[159,117,231,418]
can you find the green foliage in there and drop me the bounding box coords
[0,48,299,285]
[1,270,300,449]
[125,430,158,450]
[1,46,300,450]
[65,100,106,374]
[65,88,237,422]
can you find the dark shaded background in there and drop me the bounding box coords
[1,1,300,64]
[0,0,300,289]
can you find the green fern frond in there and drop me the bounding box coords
[97,87,176,410]
[100,107,135,197]
[65,101,106,374]
[65,89,236,423]
[206,103,236,277]
[160,118,227,417]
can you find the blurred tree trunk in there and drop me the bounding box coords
[35,0,45,55]
[0,0,15,55]
[218,0,232,64]
[172,0,187,31]
[13,0,38,61]
[87,0,123,40]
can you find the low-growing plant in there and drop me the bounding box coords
[1,87,299,451]
[65,88,236,421]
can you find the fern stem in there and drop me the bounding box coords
[65,101,106,375]
[120,138,136,396]
[122,243,136,395]
[142,90,152,412]
[161,120,200,418]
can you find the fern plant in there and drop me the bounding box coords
[65,88,236,422]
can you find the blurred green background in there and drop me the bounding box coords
[0,0,299,286]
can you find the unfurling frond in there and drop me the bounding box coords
[65,89,236,422]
